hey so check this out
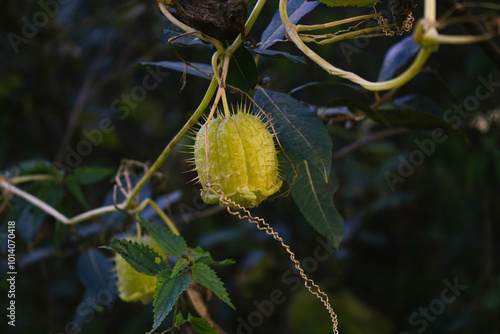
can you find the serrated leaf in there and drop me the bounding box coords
[364,108,469,142]
[378,36,420,81]
[188,314,218,334]
[66,176,89,209]
[247,47,305,64]
[261,0,318,48]
[254,89,333,182]
[191,263,235,309]
[158,23,210,48]
[151,271,191,333]
[73,166,114,185]
[110,238,168,276]
[285,160,344,248]
[227,47,258,92]
[171,258,190,278]
[189,246,235,266]
[319,0,379,7]
[137,61,212,80]
[140,217,187,257]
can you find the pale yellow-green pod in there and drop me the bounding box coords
[114,236,165,304]
[194,106,282,208]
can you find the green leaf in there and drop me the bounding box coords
[189,246,235,266]
[364,108,469,142]
[254,89,333,182]
[191,263,235,309]
[326,98,393,129]
[73,166,114,185]
[171,258,190,278]
[137,61,213,80]
[378,36,420,81]
[16,183,64,242]
[318,0,379,7]
[110,238,168,276]
[261,0,318,48]
[53,221,68,249]
[158,23,210,48]
[176,312,186,327]
[66,176,90,209]
[285,160,344,248]
[188,314,218,334]
[247,47,305,64]
[140,216,187,257]
[151,271,191,333]
[17,159,59,176]
[227,47,258,92]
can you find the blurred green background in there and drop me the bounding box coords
[1,0,499,333]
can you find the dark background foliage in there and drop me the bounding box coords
[1,0,499,333]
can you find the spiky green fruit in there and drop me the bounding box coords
[193,106,282,208]
[114,236,165,304]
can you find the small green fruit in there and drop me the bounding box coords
[115,236,165,304]
[194,106,282,208]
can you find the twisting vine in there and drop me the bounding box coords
[208,182,339,333]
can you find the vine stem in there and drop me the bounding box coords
[146,199,180,236]
[1,180,68,223]
[278,0,433,91]
[309,25,394,45]
[10,174,59,184]
[0,0,270,229]
[127,0,268,208]
[296,13,381,32]
[280,0,498,91]
[123,77,218,208]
